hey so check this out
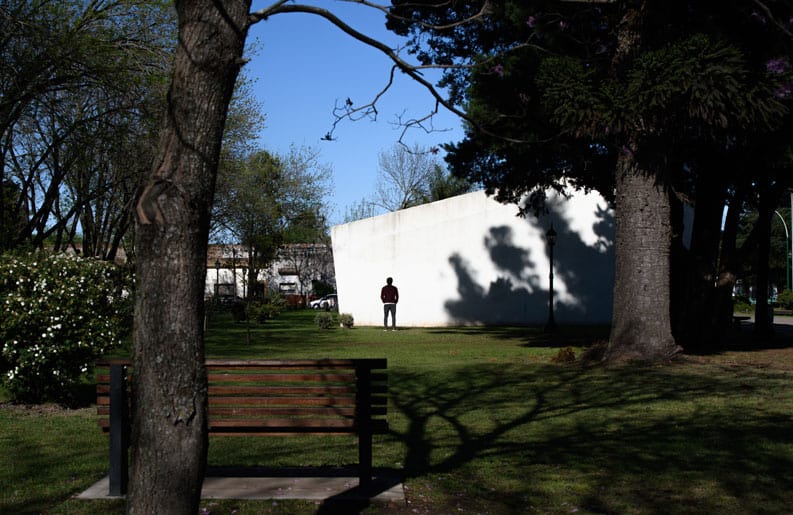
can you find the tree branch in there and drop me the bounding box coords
[249,2,533,144]
[752,0,793,38]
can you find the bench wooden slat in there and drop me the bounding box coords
[96,358,388,495]
[208,372,356,383]
[208,385,355,395]
[208,395,355,406]
[207,419,390,434]
[210,418,355,429]
[209,406,355,420]
[204,358,387,368]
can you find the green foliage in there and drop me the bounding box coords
[733,296,753,314]
[314,312,334,330]
[1,0,174,254]
[260,293,288,322]
[311,280,335,298]
[246,301,269,324]
[777,290,793,311]
[0,253,129,404]
[427,164,475,202]
[229,300,248,322]
[339,313,354,329]
[213,146,332,276]
[0,180,25,253]
[232,294,287,324]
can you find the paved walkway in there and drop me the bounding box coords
[77,468,405,504]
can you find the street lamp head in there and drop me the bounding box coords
[546,225,557,246]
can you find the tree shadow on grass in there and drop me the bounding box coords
[0,409,110,515]
[381,363,793,513]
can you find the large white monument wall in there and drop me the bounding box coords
[331,189,614,327]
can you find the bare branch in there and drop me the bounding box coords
[339,0,494,32]
[326,65,396,139]
[752,0,793,38]
[249,3,534,144]
[247,0,292,23]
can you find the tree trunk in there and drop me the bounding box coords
[672,159,730,353]
[606,148,681,362]
[754,182,775,338]
[713,188,746,338]
[129,2,250,513]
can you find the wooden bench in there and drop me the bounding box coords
[95,358,388,496]
[733,315,751,331]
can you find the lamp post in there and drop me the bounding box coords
[214,258,220,298]
[545,225,558,332]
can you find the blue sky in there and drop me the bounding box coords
[244,2,466,225]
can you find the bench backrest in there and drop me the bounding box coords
[96,358,388,435]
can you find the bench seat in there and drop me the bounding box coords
[96,358,388,496]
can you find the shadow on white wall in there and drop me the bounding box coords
[331,190,614,327]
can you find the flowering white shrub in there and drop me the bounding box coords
[0,252,131,404]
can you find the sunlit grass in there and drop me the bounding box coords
[3,309,793,514]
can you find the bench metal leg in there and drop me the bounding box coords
[356,366,374,489]
[358,429,373,489]
[109,364,129,496]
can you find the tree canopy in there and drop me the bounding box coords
[0,0,175,257]
[388,0,793,213]
[212,145,332,297]
[388,0,793,356]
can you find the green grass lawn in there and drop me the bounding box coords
[2,310,793,514]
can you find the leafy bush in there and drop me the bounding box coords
[229,300,247,322]
[777,289,793,311]
[0,252,130,404]
[311,280,335,299]
[339,313,354,329]
[248,293,287,323]
[315,311,333,329]
[733,295,753,314]
[264,292,287,317]
[245,301,266,324]
[229,294,288,324]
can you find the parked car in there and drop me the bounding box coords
[309,294,337,310]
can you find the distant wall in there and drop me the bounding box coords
[330,190,615,327]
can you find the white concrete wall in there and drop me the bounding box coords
[331,189,615,327]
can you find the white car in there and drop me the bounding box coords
[309,294,337,310]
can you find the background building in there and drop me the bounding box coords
[205,243,334,306]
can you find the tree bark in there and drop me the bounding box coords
[754,179,775,338]
[602,2,680,363]
[713,186,746,337]
[672,159,730,352]
[606,147,681,362]
[129,2,251,513]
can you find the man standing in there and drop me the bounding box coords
[380,277,399,331]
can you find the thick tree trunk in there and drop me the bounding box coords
[672,161,730,352]
[129,2,250,513]
[606,149,681,362]
[603,3,679,362]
